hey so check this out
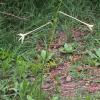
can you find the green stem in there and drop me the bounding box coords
[49,0,62,49]
[39,61,45,98]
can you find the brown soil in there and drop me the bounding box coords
[37,30,100,97]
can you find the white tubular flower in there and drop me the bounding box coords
[18,22,52,44]
[59,11,94,31]
[18,33,26,44]
[85,24,94,31]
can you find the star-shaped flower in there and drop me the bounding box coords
[18,33,26,44]
[86,24,94,31]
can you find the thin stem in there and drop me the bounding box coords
[49,0,62,49]
[0,11,27,20]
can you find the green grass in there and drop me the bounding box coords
[0,0,100,100]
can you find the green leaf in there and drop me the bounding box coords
[87,51,97,59]
[27,95,34,100]
[64,43,73,53]
[41,50,47,60]
[47,52,54,61]
[52,95,59,100]
[59,47,66,53]
[95,48,100,58]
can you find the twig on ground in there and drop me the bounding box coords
[0,3,5,5]
[0,11,28,20]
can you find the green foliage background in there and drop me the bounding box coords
[0,0,99,49]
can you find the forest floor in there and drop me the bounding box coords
[0,28,100,100]
[41,30,100,99]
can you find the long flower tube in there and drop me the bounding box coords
[59,11,94,31]
[18,22,52,44]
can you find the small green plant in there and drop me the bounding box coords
[40,50,54,63]
[18,80,30,100]
[69,64,88,79]
[15,56,29,79]
[64,43,73,53]
[0,49,14,77]
[13,80,34,100]
[59,43,77,54]
[29,50,54,99]
[85,48,100,66]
